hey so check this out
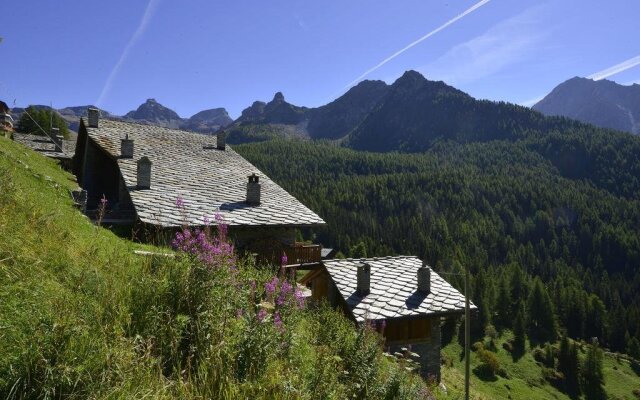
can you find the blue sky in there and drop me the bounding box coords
[2,0,639,118]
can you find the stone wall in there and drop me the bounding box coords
[388,317,442,382]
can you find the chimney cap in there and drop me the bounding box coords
[357,262,371,271]
[356,262,371,296]
[248,173,259,183]
[87,107,100,128]
[137,156,152,165]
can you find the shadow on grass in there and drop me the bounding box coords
[472,365,499,382]
[632,360,640,376]
[510,343,525,362]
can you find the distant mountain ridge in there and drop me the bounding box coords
[226,80,391,143]
[10,99,234,135]
[533,77,640,135]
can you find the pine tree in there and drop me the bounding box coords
[472,269,492,337]
[558,336,580,397]
[585,295,607,342]
[509,264,526,317]
[494,275,511,330]
[627,337,640,360]
[582,342,605,400]
[513,302,527,358]
[527,278,558,345]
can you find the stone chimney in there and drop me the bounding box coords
[246,173,261,205]
[87,107,100,128]
[50,127,63,152]
[417,262,431,294]
[217,130,226,150]
[121,134,134,158]
[357,263,371,296]
[136,156,152,189]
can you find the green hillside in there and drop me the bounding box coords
[235,138,640,398]
[0,136,430,398]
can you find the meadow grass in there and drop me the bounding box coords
[0,136,432,399]
[439,331,639,400]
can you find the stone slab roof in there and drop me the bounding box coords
[13,133,75,159]
[85,118,325,228]
[324,256,474,322]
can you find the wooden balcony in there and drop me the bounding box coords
[284,242,322,265]
[258,242,322,267]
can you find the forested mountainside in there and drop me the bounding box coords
[236,139,640,357]
[226,72,640,202]
[534,77,640,135]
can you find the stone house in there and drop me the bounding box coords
[73,108,326,264]
[1,100,14,132]
[300,256,474,380]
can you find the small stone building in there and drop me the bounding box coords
[73,108,325,263]
[0,100,14,132]
[300,256,474,380]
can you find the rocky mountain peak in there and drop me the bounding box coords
[272,92,285,103]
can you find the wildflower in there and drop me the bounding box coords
[274,311,284,332]
[257,308,267,322]
[265,277,279,298]
[175,196,184,209]
[281,253,288,266]
[100,195,108,207]
[294,288,305,309]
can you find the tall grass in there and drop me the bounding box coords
[0,137,433,399]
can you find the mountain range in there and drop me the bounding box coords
[533,77,640,135]
[10,72,640,145]
[10,99,233,135]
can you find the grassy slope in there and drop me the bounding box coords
[0,136,170,397]
[0,137,429,399]
[438,333,639,400]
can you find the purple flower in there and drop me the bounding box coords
[294,289,305,309]
[281,253,288,266]
[274,311,284,332]
[175,196,184,209]
[100,194,108,206]
[265,277,279,298]
[257,308,267,322]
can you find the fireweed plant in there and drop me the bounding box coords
[123,196,435,397]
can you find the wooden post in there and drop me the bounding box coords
[465,266,470,400]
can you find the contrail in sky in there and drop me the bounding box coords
[344,0,491,90]
[587,54,640,81]
[96,0,161,107]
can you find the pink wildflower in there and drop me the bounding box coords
[273,311,284,332]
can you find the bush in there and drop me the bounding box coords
[475,348,507,379]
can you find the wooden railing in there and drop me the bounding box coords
[259,242,321,266]
[285,242,322,265]
[250,240,322,266]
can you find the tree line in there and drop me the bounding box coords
[236,139,640,361]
